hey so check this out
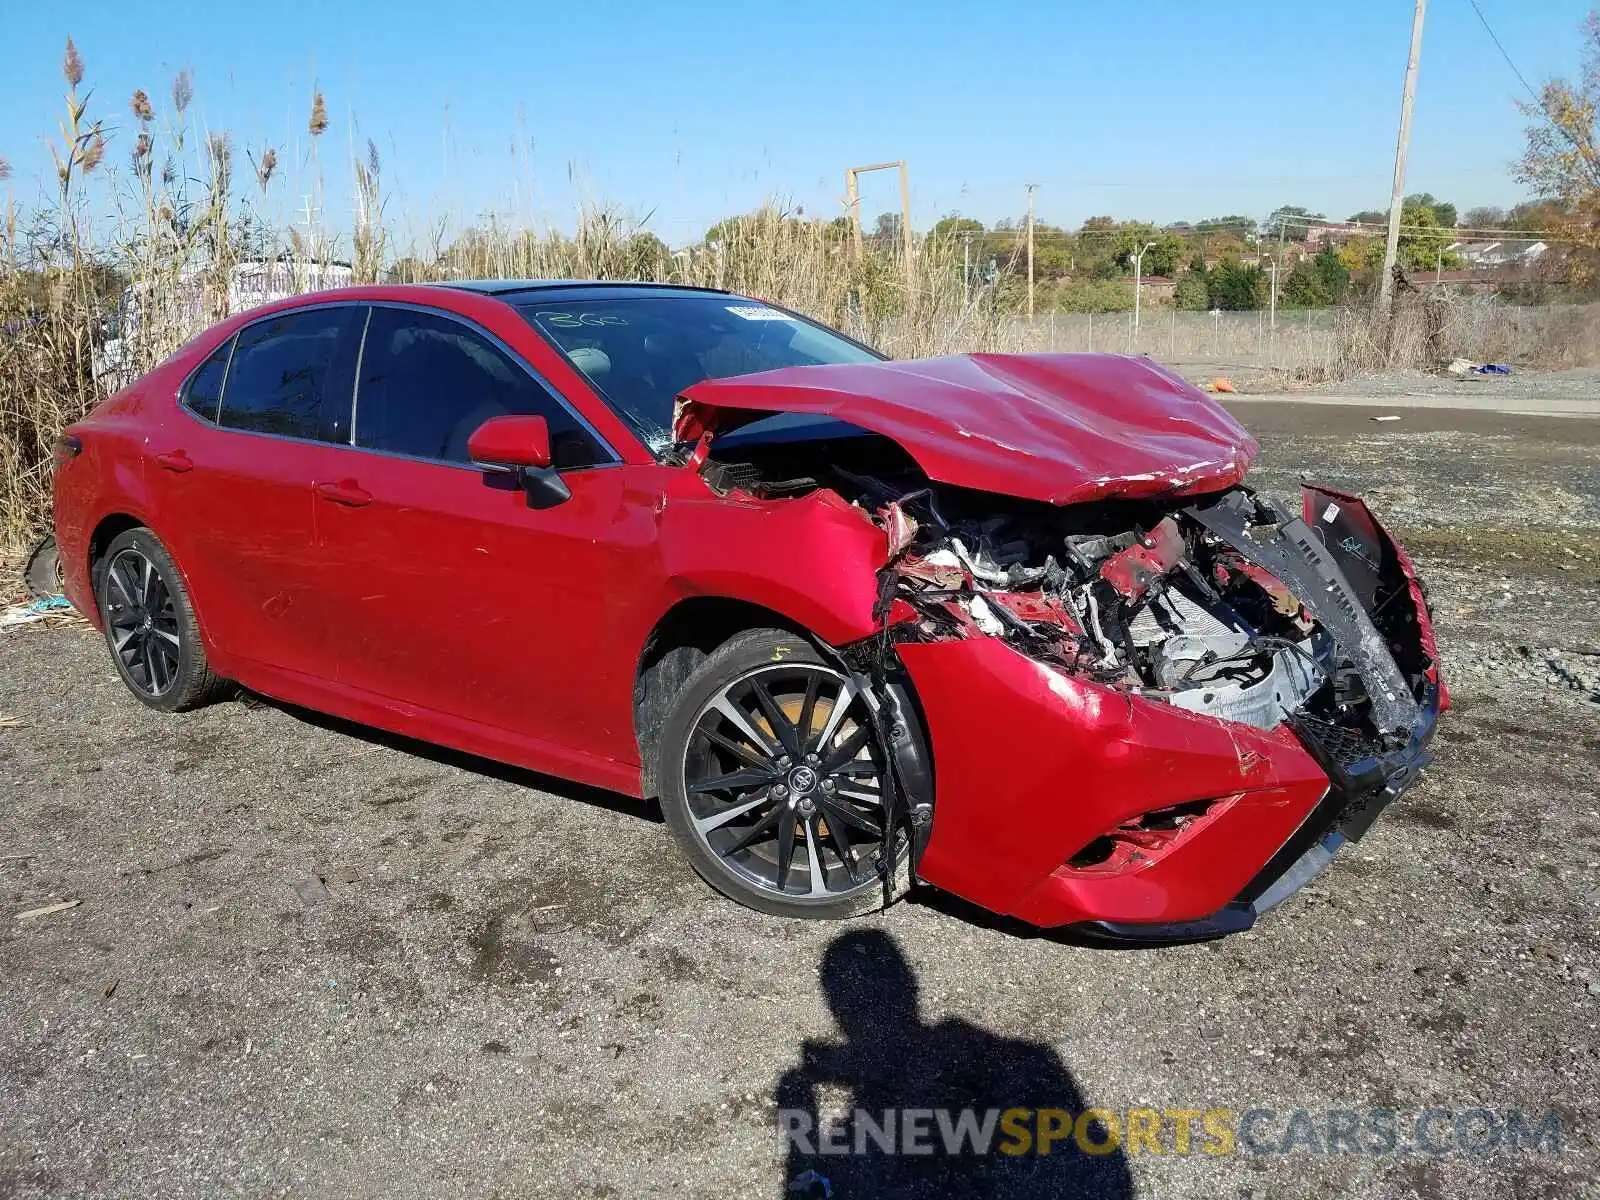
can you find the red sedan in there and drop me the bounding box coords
[52,282,1444,940]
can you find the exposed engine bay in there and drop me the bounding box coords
[699,431,1434,746]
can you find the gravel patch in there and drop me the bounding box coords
[2,406,1598,1198]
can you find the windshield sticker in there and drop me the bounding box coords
[535,311,629,329]
[725,304,795,321]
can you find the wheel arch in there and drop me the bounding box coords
[85,512,150,622]
[633,595,820,798]
[630,590,934,829]
[87,512,232,711]
[85,513,214,649]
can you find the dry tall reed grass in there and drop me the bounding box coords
[1,45,1593,553]
[0,51,1039,550]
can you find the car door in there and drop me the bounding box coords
[312,302,658,775]
[147,303,363,682]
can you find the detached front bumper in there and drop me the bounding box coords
[901,637,1336,929]
[899,487,1444,941]
[1080,682,1442,944]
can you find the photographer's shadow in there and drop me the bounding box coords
[775,929,1134,1199]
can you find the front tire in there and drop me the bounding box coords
[657,629,913,920]
[95,528,229,712]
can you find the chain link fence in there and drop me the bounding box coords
[1021,309,1340,368]
[998,299,1600,380]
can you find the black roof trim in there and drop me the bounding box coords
[440,279,732,298]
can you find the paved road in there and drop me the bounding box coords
[1237,365,1600,418]
[2,406,1598,1198]
[1230,391,1600,418]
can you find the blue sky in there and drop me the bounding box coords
[0,0,1589,245]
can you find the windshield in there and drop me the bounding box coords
[518,295,881,452]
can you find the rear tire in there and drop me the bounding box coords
[23,533,63,599]
[95,528,229,712]
[656,628,914,920]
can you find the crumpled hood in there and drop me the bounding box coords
[673,352,1258,506]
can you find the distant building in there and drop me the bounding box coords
[96,257,355,385]
[1135,276,1177,303]
[1414,244,1563,291]
[1303,222,1380,248]
[1446,240,1548,269]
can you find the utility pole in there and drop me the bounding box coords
[1271,218,1286,330]
[1379,0,1427,316]
[897,160,914,296]
[962,231,972,308]
[1025,184,1037,320]
[1131,240,1155,348]
[845,168,862,261]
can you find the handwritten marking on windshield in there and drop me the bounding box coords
[535,311,629,329]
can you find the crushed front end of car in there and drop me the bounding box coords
[674,353,1445,939]
[871,479,1444,939]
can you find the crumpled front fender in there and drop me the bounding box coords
[656,485,890,647]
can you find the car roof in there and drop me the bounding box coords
[440,280,734,303]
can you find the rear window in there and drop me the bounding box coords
[219,307,358,442]
[181,338,232,423]
[518,296,879,450]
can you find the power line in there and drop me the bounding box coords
[965,221,1574,242]
[1267,214,1562,239]
[1465,0,1600,176]
[1465,0,1540,103]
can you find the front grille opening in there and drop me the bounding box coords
[1294,711,1385,768]
[1136,799,1214,831]
[1063,799,1221,874]
[1067,835,1118,869]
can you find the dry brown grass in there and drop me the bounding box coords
[0,47,1024,551]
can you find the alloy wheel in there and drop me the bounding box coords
[103,547,182,698]
[681,662,894,900]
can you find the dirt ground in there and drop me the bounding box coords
[2,402,1598,1199]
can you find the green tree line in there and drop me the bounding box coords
[902,194,1563,313]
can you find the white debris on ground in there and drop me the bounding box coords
[0,596,75,629]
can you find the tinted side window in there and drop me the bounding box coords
[354,307,609,468]
[219,307,358,442]
[182,338,232,423]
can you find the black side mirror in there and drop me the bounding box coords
[468,414,571,509]
[516,465,571,510]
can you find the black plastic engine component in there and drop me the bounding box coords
[1185,490,1421,738]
